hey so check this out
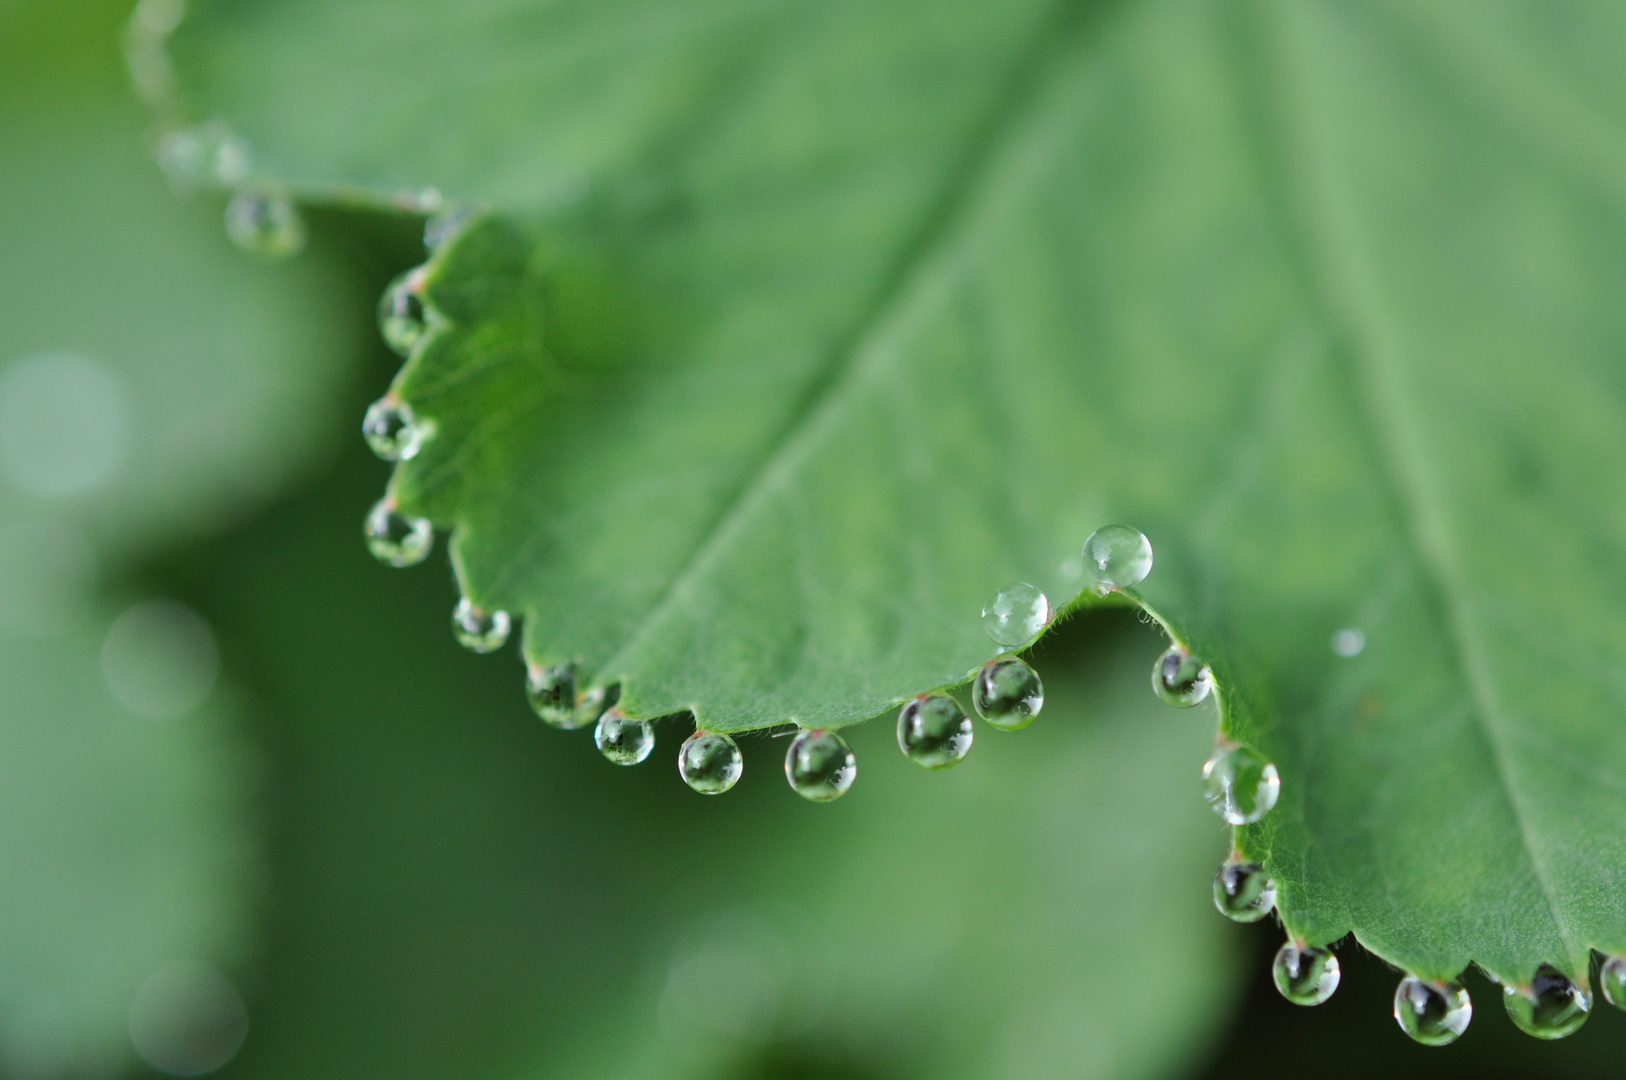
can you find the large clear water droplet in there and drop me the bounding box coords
[971,655,1043,731]
[378,269,431,355]
[527,663,581,728]
[896,693,973,770]
[1154,646,1213,707]
[1601,956,1626,1012]
[1213,861,1275,923]
[982,582,1048,650]
[362,396,424,461]
[364,499,432,567]
[1273,942,1340,1006]
[1080,525,1152,594]
[1503,964,1590,1039]
[1394,976,1472,1045]
[1202,743,1280,824]
[680,731,742,794]
[452,599,510,653]
[224,188,306,258]
[595,711,654,765]
[785,729,856,802]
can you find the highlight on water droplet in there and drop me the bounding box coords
[680,731,743,794]
[1273,941,1340,1006]
[364,498,432,568]
[981,582,1048,650]
[1202,742,1280,825]
[1601,956,1626,1012]
[527,663,582,729]
[451,598,510,653]
[1154,645,1213,707]
[362,396,425,461]
[971,655,1044,731]
[1332,628,1366,658]
[1080,525,1152,595]
[1212,860,1275,923]
[896,692,973,770]
[377,268,432,355]
[223,187,306,258]
[1503,963,1590,1039]
[595,710,655,766]
[1394,976,1472,1046]
[784,729,856,802]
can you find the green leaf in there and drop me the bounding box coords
[159,0,1626,990]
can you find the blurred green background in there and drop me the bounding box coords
[4,0,1626,1077]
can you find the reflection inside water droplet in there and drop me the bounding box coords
[971,655,1043,731]
[362,396,424,461]
[680,731,742,794]
[981,582,1048,649]
[101,600,218,719]
[1202,743,1279,825]
[595,711,654,765]
[1273,942,1340,1006]
[364,499,432,567]
[1212,861,1275,923]
[896,693,973,770]
[377,269,432,355]
[224,188,306,258]
[0,352,129,497]
[1395,976,1472,1045]
[1080,525,1152,594]
[451,599,509,653]
[1153,646,1212,707]
[1503,964,1590,1039]
[785,729,856,802]
[129,962,248,1077]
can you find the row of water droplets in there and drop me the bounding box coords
[350,244,1623,1045]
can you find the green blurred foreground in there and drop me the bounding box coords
[4,0,1626,1078]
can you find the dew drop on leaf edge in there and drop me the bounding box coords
[1080,524,1152,595]
[680,731,742,794]
[378,269,430,355]
[362,396,424,461]
[224,188,306,259]
[1273,942,1340,1006]
[1394,977,1472,1046]
[896,692,973,770]
[1202,743,1280,825]
[784,728,856,802]
[1503,964,1590,1039]
[1602,956,1626,1012]
[1154,646,1213,708]
[981,581,1048,650]
[595,711,654,766]
[451,598,510,653]
[1213,861,1274,923]
[527,663,581,729]
[363,499,432,568]
[971,655,1043,731]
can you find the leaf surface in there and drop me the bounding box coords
[161,0,1626,985]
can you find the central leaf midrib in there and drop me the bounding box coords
[596,0,1114,698]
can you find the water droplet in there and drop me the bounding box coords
[1080,524,1152,594]
[1601,956,1626,1012]
[971,655,1044,731]
[155,122,251,190]
[364,499,432,567]
[1332,628,1366,657]
[0,351,128,497]
[527,663,581,728]
[1154,646,1213,707]
[1273,942,1340,1006]
[680,731,743,794]
[362,396,424,461]
[784,729,856,802]
[981,582,1048,650]
[378,269,431,355]
[1503,964,1590,1039]
[1213,861,1275,923]
[1394,976,1472,1045]
[576,682,620,727]
[452,599,510,653]
[896,692,973,770]
[595,711,654,765]
[224,188,306,258]
[129,962,248,1077]
[1202,743,1280,824]
[424,208,476,251]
